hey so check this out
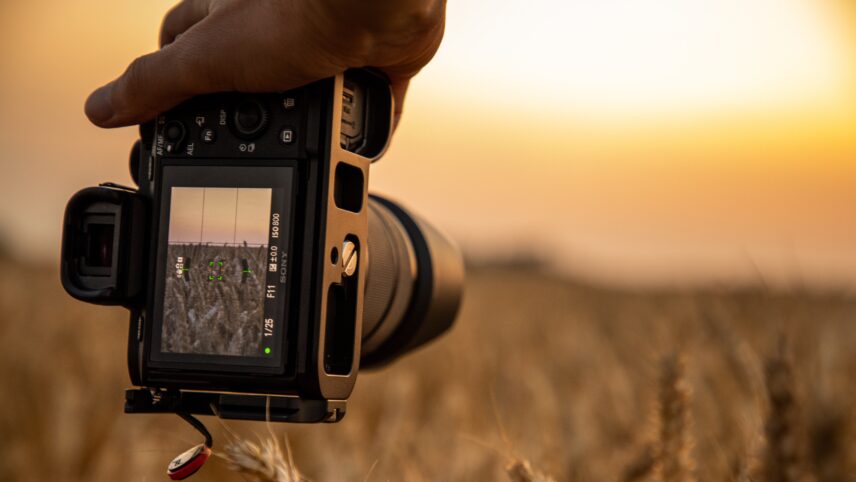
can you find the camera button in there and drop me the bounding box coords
[279,127,294,145]
[165,121,184,141]
[163,121,185,153]
[200,129,216,144]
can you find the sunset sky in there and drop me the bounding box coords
[168,187,271,245]
[1,0,855,287]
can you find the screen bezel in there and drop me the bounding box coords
[147,163,296,372]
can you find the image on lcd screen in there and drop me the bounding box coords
[160,187,272,357]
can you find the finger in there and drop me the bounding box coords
[389,78,409,131]
[85,34,224,127]
[160,0,210,47]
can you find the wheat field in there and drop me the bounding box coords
[162,243,268,356]
[1,251,855,481]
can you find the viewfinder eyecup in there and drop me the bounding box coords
[60,184,147,306]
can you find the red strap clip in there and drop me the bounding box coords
[167,444,211,480]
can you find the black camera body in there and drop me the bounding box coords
[61,69,464,423]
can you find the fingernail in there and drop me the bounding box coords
[85,83,115,125]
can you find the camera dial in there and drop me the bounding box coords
[232,98,269,139]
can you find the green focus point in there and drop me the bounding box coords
[264,347,271,355]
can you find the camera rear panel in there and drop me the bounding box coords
[123,69,393,404]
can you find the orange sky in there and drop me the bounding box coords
[169,188,271,245]
[1,0,855,288]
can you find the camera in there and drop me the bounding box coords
[60,69,464,424]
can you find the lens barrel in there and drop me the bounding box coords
[360,196,464,368]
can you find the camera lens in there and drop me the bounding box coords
[360,196,464,368]
[232,99,269,139]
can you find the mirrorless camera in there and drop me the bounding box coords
[60,69,464,423]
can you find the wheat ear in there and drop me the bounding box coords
[220,434,305,482]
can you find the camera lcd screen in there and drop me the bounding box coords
[151,165,293,368]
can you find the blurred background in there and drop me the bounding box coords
[2,0,856,481]
[2,0,855,288]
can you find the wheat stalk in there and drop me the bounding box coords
[478,389,559,482]
[807,402,853,482]
[657,354,696,482]
[761,341,813,482]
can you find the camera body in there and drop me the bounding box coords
[60,69,444,422]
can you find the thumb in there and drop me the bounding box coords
[85,38,223,128]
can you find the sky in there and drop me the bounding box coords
[168,188,271,245]
[0,0,855,288]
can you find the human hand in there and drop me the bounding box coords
[85,0,445,129]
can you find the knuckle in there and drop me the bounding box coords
[172,39,226,93]
[161,3,179,29]
[159,16,176,45]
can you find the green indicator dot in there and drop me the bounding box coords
[264,347,271,355]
